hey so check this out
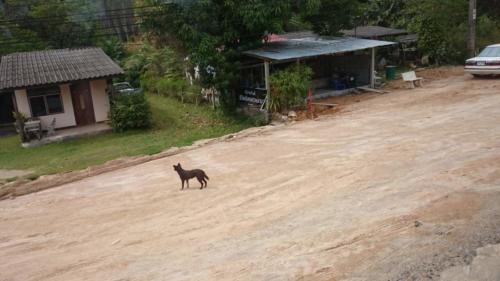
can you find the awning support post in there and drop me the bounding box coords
[11,92,18,112]
[264,60,270,112]
[370,48,376,89]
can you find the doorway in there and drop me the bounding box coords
[71,81,96,126]
[0,92,15,125]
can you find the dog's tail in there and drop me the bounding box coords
[204,172,210,180]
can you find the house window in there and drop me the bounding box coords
[28,86,64,117]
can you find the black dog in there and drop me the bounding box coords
[173,163,209,190]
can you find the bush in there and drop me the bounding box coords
[98,37,126,63]
[154,75,188,99]
[123,45,151,88]
[269,64,313,113]
[184,84,203,105]
[406,0,469,64]
[109,93,152,132]
[477,15,500,51]
[122,43,206,105]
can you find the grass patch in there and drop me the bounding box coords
[0,95,253,177]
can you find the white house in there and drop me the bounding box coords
[0,48,124,130]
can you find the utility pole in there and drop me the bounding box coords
[468,0,477,57]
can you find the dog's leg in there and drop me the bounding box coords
[198,177,204,189]
[202,179,207,188]
[181,180,184,190]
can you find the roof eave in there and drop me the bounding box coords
[0,73,124,91]
[243,41,397,62]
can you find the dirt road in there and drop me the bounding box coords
[2,72,500,281]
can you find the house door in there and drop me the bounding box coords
[0,92,15,125]
[71,81,96,126]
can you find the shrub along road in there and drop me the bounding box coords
[1,73,500,280]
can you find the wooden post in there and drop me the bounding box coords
[307,89,314,119]
[212,88,216,109]
[468,0,477,57]
[11,92,18,112]
[370,48,376,88]
[264,61,270,112]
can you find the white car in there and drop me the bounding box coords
[112,82,143,95]
[465,44,500,76]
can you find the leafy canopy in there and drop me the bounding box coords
[143,0,360,111]
[0,0,103,55]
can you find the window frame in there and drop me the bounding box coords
[27,86,65,117]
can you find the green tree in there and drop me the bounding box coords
[96,37,126,63]
[305,0,362,35]
[478,0,500,20]
[405,0,468,64]
[27,0,100,48]
[358,0,500,63]
[359,0,407,27]
[1,0,100,51]
[476,15,500,51]
[143,0,364,112]
[0,14,45,55]
[142,0,294,112]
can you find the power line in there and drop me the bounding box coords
[0,12,150,38]
[0,24,145,44]
[0,3,170,48]
[0,21,149,46]
[0,9,163,41]
[0,10,163,28]
[1,0,162,11]
[0,32,141,47]
[0,5,160,25]
[0,15,152,44]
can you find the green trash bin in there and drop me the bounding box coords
[385,65,397,80]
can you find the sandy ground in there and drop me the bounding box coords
[1,70,500,281]
[440,243,500,281]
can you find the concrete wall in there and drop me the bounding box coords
[14,79,109,129]
[89,79,110,122]
[14,89,30,116]
[14,84,77,129]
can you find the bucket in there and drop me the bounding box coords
[385,65,397,80]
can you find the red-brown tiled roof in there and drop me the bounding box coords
[0,47,124,90]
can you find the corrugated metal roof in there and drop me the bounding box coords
[0,47,124,90]
[342,26,408,38]
[244,37,396,61]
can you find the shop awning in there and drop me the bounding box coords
[244,36,396,62]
